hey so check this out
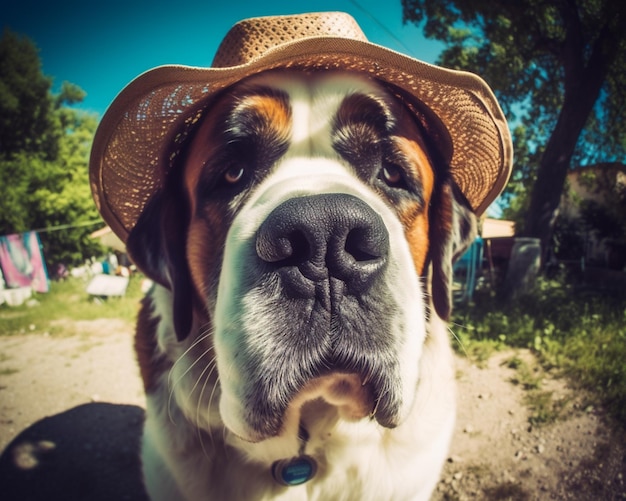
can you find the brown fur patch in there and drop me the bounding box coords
[182,86,292,300]
[135,295,170,393]
[394,135,435,275]
[238,93,292,136]
[332,89,438,277]
[186,217,229,303]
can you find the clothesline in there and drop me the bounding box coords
[0,221,106,297]
[1,220,103,237]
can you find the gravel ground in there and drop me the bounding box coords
[435,351,626,500]
[0,319,624,500]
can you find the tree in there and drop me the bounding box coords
[402,0,626,255]
[0,29,60,160]
[0,29,102,270]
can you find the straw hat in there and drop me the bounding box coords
[90,11,512,242]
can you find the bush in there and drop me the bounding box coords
[452,277,626,424]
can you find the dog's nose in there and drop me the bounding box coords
[256,194,389,297]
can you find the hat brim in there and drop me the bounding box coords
[90,36,512,242]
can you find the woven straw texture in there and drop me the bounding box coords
[90,12,512,241]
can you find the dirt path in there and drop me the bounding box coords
[436,352,626,500]
[0,319,145,451]
[0,320,624,500]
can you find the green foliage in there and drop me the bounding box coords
[577,169,626,246]
[452,279,626,424]
[580,200,624,243]
[549,163,626,263]
[0,29,59,159]
[0,29,102,268]
[550,215,586,260]
[403,0,626,149]
[402,0,626,242]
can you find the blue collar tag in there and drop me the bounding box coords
[271,455,318,486]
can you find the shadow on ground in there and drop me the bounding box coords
[0,403,149,501]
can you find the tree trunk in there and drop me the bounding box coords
[522,94,591,255]
[522,23,617,260]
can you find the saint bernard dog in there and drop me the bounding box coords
[126,70,477,501]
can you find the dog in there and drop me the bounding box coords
[124,69,477,500]
[89,12,511,501]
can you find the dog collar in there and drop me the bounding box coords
[272,455,318,486]
[271,426,318,486]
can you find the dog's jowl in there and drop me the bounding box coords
[90,12,512,501]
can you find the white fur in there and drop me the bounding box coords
[139,73,456,500]
[142,284,456,501]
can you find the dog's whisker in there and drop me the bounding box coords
[194,357,218,458]
[167,326,213,388]
[370,396,380,418]
[168,329,212,390]
[167,333,213,425]
[446,322,471,361]
[167,347,213,425]
[205,370,222,449]
[185,349,216,397]
[191,355,217,406]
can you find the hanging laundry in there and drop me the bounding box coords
[0,232,50,293]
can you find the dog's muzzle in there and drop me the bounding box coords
[225,193,404,439]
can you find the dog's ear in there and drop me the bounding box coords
[126,191,194,342]
[429,178,477,321]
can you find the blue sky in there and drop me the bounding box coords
[3,0,444,117]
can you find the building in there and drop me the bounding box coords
[560,163,626,269]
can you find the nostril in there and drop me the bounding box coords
[345,227,386,262]
[278,231,310,265]
[288,231,311,263]
[257,229,311,265]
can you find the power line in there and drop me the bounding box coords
[348,0,418,57]
[30,220,102,234]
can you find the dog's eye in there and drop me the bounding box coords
[224,166,245,184]
[380,164,406,188]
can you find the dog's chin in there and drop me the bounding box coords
[221,373,376,444]
[292,373,376,422]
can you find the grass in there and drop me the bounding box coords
[525,389,571,426]
[504,354,571,425]
[0,275,145,336]
[452,276,626,426]
[507,356,542,390]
